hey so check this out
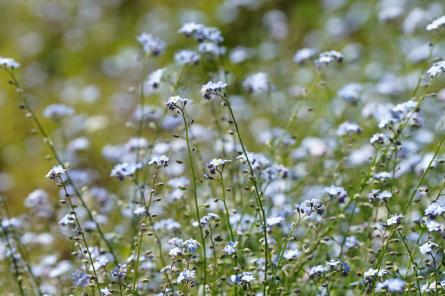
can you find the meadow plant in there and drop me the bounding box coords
[1,1,445,295]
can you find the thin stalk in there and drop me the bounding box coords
[180,108,207,295]
[218,94,270,293]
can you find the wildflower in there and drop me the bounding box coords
[324,185,348,203]
[200,213,220,225]
[0,57,20,69]
[336,121,362,136]
[295,199,325,216]
[223,241,238,255]
[153,218,181,231]
[137,33,166,56]
[315,50,343,66]
[177,269,196,284]
[368,190,392,203]
[293,48,318,64]
[373,172,392,181]
[198,42,225,56]
[266,216,284,226]
[425,202,445,219]
[46,165,66,180]
[166,95,190,111]
[72,270,90,287]
[427,61,445,79]
[337,83,362,103]
[370,133,389,145]
[425,220,444,232]
[200,81,227,99]
[43,104,74,120]
[376,278,406,293]
[309,265,329,278]
[148,155,169,167]
[111,264,127,281]
[207,158,230,174]
[179,23,223,43]
[59,214,76,226]
[386,214,403,226]
[146,68,165,91]
[182,239,200,254]
[419,241,438,255]
[243,72,270,94]
[231,272,255,285]
[125,137,149,151]
[174,50,200,65]
[426,15,445,31]
[110,162,142,181]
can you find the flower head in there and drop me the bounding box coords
[201,81,227,99]
[46,165,66,180]
[137,33,166,56]
[0,57,20,69]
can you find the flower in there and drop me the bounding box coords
[137,33,166,56]
[315,50,343,66]
[177,269,196,284]
[200,81,227,99]
[295,199,325,216]
[336,122,362,136]
[0,57,20,69]
[148,155,169,167]
[178,22,223,43]
[174,50,200,65]
[166,95,190,111]
[376,278,406,293]
[46,165,66,180]
[182,239,200,254]
[426,16,445,31]
[231,272,255,285]
[368,190,392,203]
[386,214,403,226]
[110,162,142,181]
[324,185,348,203]
[337,83,362,103]
[43,104,74,120]
[243,72,270,94]
[72,270,90,287]
[111,264,127,280]
[223,241,238,255]
[146,68,165,91]
[293,48,318,64]
[425,202,445,219]
[427,61,445,79]
[207,158,230,174]
[419,241,438,255]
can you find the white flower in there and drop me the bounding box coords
[324,185,348,203]
[174,50,200,65]
[231,272,255,284]
[182,239,200,253]
[145,68,165,91]
[43,104,74,119]
[110,162,142,181]
[376,278,406,293]
[46,165,66,180]
[166,95,190,111]
[293,48,318,64]
[368,190,392,202]
[137,33,166,56]
[223,241,238,255]
[419,241,438,255]
[178,23,223,43]
[207,158,230,174]
[177,269,196,284]
[338,83,362,103]
[426,16,445,31]
[427,61,445,79]
[336,121,362,136]
[0,57,20,69]
[198,42,225,56]
[148,155,169,167]
[425,202,445,219]
[243,72,270,94]
[386,214,403,226]
[201,81,227,99]
[315,50,343,66]
[266,216,284,226]
[59,214,75,226]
